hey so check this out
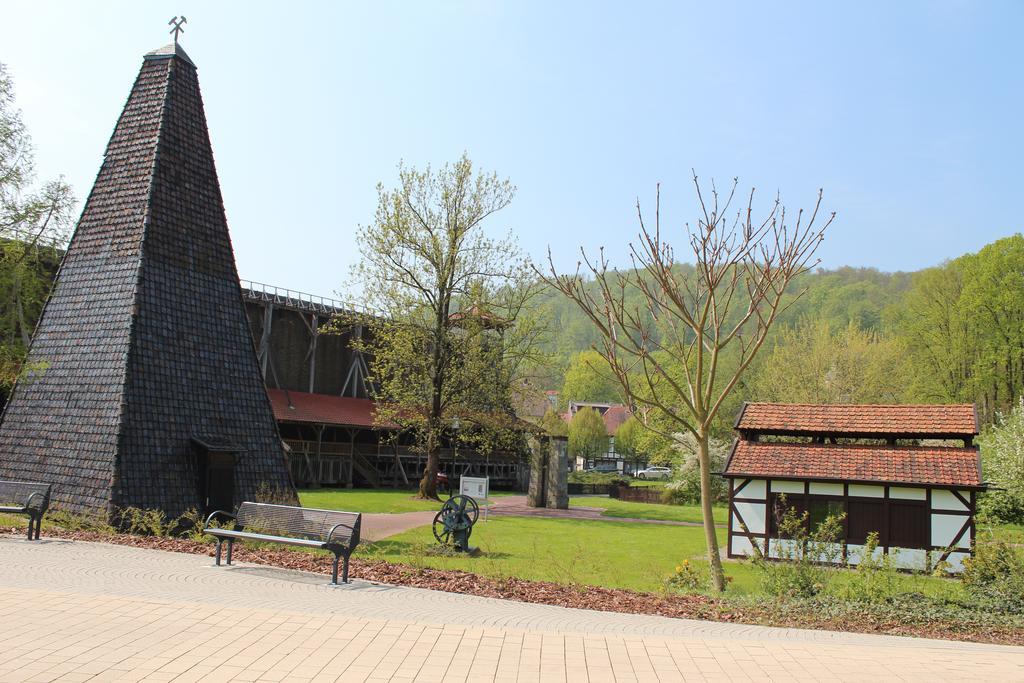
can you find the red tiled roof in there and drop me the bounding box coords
[724,440,982,488]
[602,405,631,436]
[267,390,534,433]
[562,403,632,436]
[735,402,978,437]
[266,389,389,429]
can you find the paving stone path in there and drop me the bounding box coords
[1,537,1022,681]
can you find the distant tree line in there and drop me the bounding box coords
[542,234,1024,432]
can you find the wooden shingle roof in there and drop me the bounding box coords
[0,44,296,516]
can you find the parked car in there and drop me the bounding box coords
[635,466,671,480]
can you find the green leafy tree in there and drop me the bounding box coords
[959,236,1024,419]
[560,350,619,407]
[568,406,609,460]
[613,414,640,459]
[897,235,1024,421]
[538,406,569,437]
[0,62,75,404]
[345,154,544,499]
[897,262,972,404]
[750,318,910,404]
[541,175,833,592]
[978,397,1024,523]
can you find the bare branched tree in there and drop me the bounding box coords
[537,173,834,591]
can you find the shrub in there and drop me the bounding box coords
[117,507,168,536]
[756,496,844,598]
[977,397,1024,524]
[45,509,115,535]
[659,433,728,505]
[169,508,214,541]
[962,541,1024,614]
[664,559,703,593]
[833,532,900,603]
[568,470,628,486]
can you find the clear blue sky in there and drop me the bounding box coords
[2,1,1021,299]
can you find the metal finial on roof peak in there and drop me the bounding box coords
[168,16,187,45]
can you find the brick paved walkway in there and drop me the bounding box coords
[1,537,1022,682]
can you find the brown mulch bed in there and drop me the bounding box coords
[5,525,1023,646]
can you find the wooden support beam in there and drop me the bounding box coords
[301,313,318,394]
[395,442,409,487]
[258,303,274,382]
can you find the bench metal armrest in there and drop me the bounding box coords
[325,522,355,547]
[204,510,236,529]
[25,492,46,512]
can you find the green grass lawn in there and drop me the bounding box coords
[299,489,440,514]
[626,479,665,488]
[978,521,1024,545]
[358,515,963,599]
[569,495,728,525]
[298,488,513,514]
[361,515,724,593]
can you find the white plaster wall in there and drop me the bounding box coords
[942,551,970,573]
[730,535,761,557]
[889,487,926,501]
[733,502,766,534]
[845,543,884,566]
[768,538,803,559]
[813,542,844,564]
[809,482,844,496]
[848,484,884,498]
[931,514,970,549]
[888,547,928,571]
[932,489,969,511]
[770,480,804,494]
[735,478,766,499]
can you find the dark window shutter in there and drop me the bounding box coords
[847,499,885,545]
[888,502,928,549]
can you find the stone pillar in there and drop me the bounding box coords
[546,436,569,509]
[526,435,548,507]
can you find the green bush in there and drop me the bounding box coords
[117,507,168,536]
[45,509,115,535]
[977,490,1024,525]
[977,397,1024,524]
[962,541,1024,614]
[756,497,844,599]
[568,470,629,486]
[663,559,704,593]
[659,434,728,505]
[832,532,901,603]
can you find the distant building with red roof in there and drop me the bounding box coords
[563,401,644,473]
[724,402,985,573]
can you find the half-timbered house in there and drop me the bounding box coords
[724,403,985,573]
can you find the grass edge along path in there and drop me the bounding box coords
[1,525,1021,647]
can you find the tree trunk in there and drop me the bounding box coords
[697,429,726,592]
[418,428,440,499]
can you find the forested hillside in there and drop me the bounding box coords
[534,234,1024,428]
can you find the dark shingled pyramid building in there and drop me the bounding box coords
[0,43,297,518]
